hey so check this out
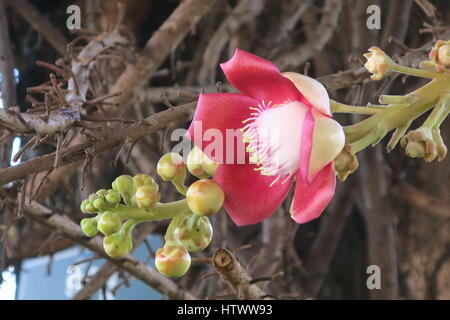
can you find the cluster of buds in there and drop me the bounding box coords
[360,41,449,165]
[153,151,223,278]
[79,148,224,279]
[421,40,450,72]
[155,212,214,278]
[80,174,161,258]
[154,179,224,278]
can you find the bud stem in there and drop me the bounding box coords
[330,100,381,115]
[113,199,189,222]
[423,92,450,129]
[390,63,441,79]
[172,181,188,196]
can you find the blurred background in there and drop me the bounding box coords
[0,0,449,300]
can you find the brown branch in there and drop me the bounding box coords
[212,248,271,300]
[6,0,68,56]
[197,0,266,85]
[143,85,235,103]
[355,145,399,299]
[72,222,159,300]
[0,102,196,186]
[106,0,218,111]
[274,0,342,70]
[31,0,217,200]
[0,1,16,108]
[22,200,197,300]
[302,185,353,297]
[0,0,16,168]
[259,0,313,58]
[396,181,450,218]
[0,107,78,135]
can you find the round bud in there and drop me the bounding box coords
[112,175,134,204]
[437,44,450,66]
[155,245,191,278]
[80,218,98,237]
[201,154,219,176]
[96,189,108,197]
[157,153,186,182]
[85,202,96,214]
[103,232,132,259]
[80,199,90,213]
[405,141,426,158]
[173,215,213,252]
[105,189,120,205]
[133,174,159,192]
[134,185,160,209]
[186,180,224,216]
[88,193,98,203]
[187,147,209,179]
[93,197,107,211]
[98,211,121,236]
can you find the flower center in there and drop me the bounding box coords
[241,101,308,185]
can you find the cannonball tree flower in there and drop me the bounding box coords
[186,49,345,226]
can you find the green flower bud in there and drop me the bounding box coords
[93,197,107,211]
[103,232,132,259]
[186,147,220,179]
[80,218,98,237]
[134,185,160,209]
[186,180,224,216]
[201,153,219,176]
[187,147,210,179]
[85,202,96,214]
[88,193,98,202]
[157,153,186,183]
[133,174,159,192]
[173,214,213,252]
[155,245,191,278]
[80,199,90,213]
[105,189,121,205]
[401,128,437,162]
[96,189,108,197]
[112,175,134,204]
[98,211,121,236]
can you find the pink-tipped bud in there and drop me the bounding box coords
[173,215,213,252]
[187,147,209,179]
[157,153,186,183]
[437,43,450,66]
[103,232,132,259]
[155,245,191,278]
[134,185,160,209]
[186,179,224,216]
[133,174,159,192]
[187,147,219,179]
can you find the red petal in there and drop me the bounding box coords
[299,108,315,184]
[214,163,292,226]
[186,93,257,164]
[220,49,303,105]
[290,162,336,224]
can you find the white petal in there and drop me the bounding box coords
[308,109,345,181]
[282,72,331,116]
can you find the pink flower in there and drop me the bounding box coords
[187,49,345,226]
